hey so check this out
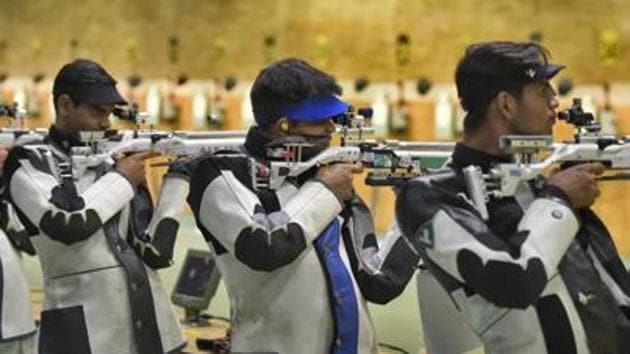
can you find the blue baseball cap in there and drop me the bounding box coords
[279,94,349,122]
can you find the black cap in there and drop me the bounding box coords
[53,58,126,106]
[455,41,564,114]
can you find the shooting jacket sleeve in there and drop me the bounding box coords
[133,174,190,269]
[2,203,37,255]
[396,178,580,309]
[0,155,36,255]
[188,156,344,272]
[4,147,136,245]
[342,194,421,304]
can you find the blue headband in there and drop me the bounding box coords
[279,95,349,121]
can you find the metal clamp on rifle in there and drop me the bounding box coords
[463,135,554,220]
[112,102,150,129]
[336,106,374,145]
[360,140,454,186]
[558,98,602,143]
[558,97,623,155]
[257,137,361,190]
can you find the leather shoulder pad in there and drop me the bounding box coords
[188,154,254,214]
[395,169,463,241]
[4,145,53,181]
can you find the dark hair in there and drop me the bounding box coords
[455,41,553,132]
[250,57,342,127]
[52,58,117,112]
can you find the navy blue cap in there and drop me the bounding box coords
[456,42,565,114]
[525,63,565,81]
[53,59,126,106]
[279,94,349,122]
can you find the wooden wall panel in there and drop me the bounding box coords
[0,0,629,82]
[223,95,245,131]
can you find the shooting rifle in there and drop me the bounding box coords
[85,104,454,190]
[63,102,247,177]
[68,129,246,178]
[257,140,453,190]
[463,98,630,220]
[254,106,454,190]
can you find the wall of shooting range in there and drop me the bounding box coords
[2,0,630,256]
[1,0,630,80]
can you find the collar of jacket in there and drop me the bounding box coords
[243,126,272,161]
[450,143,513,172]
[46,124,84,153]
